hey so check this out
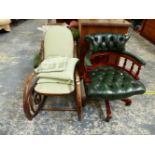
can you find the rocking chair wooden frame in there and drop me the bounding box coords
[23,26,82,121]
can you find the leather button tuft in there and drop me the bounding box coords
[85,66,145,99]
[86,33,129,52]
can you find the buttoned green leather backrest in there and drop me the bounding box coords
[44,25,74,59]
[85,33,130,52]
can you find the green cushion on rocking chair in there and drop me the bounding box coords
[33,52,41,68]
[85,66,146,100]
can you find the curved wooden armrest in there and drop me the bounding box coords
[123,50,146,66]
[84,52,145,80]
[117,53,144,80]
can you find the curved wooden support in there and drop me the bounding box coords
[85,52,143,80]
[23,73,46,120]
[121,98,132,106]
[82,96,87,107]
[75,70,83,121]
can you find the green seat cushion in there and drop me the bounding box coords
[69,28,80,41]
[33,52,41,68]
[35,79,74,94]
[85,66,146,100]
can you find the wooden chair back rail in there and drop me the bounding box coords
[84,52,142,82]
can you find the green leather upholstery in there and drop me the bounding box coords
[84,32,146,120]
[84,33,146,99]
[85,33,146,66]
[85,33,130,52]
[85,66,146,100]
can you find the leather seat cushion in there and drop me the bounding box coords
[85,66,146,100]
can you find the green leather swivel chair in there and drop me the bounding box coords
[83,33,146,121]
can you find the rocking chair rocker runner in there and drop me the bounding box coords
[83,33,146,121]
[23,25,82,120]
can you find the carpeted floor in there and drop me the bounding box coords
[0,19,155,134]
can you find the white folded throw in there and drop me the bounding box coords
[36,57,79,85]
[34,56,68,73]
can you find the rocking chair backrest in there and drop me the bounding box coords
[44,25,74,59]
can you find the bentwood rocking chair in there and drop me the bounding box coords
[83,33,146,121]
[23,25,82,120]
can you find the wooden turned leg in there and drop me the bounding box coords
[77,107,82,121]
[82,96,87,107]
[76,94,82,121]
[121,98,132,106]
[80,79,86,107]
[75,70,83,121]
[105,99,112,122]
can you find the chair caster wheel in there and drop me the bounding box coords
[125,102,132,106]
[121,99,132,106]
[105,116,112,122]
[82,102,86,107]
[82,97,86,107]
[125,100,132,106]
